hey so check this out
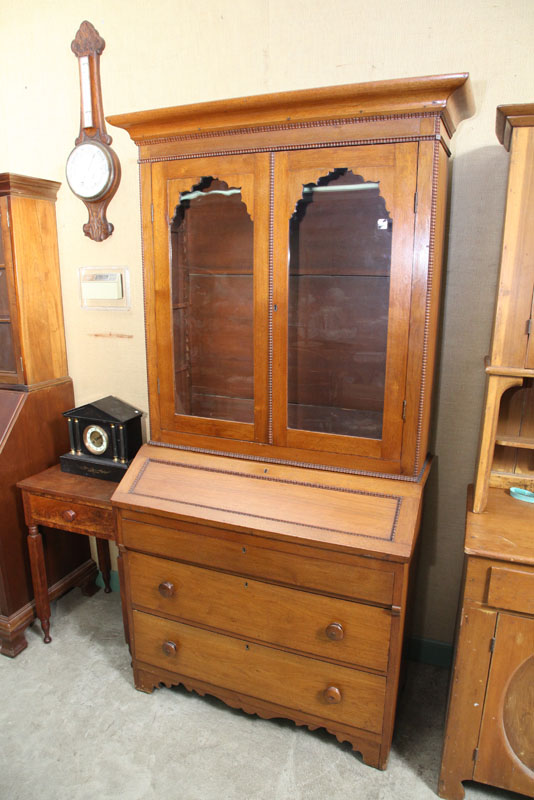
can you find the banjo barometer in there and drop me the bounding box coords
[66,21,121,241]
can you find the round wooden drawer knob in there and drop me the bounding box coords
[62,509,77,522]
[325,622,344,641]
[324,686,342,704]
[158,581,175,598]
[162,640,178,657]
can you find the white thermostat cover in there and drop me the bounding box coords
[80,267,130,310]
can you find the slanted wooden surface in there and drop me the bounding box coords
[113,444,428,562]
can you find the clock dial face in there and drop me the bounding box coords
[66,142,114,200]
[83,424,109,456]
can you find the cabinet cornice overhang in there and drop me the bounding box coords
[496,103,534,151]
[0,173,60,201]
[107,72,473,143]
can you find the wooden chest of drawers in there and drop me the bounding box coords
[113,444,429,769]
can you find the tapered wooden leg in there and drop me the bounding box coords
[96,537,112,593]
[117,546,130,646]
[27,524,52,643]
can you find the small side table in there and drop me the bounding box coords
[17,465,118,644]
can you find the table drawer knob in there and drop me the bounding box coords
[325,622,344,641]
[324,686,342,704]
[162,640,178,657]
[62,509,77,522]
[158,581,175,598]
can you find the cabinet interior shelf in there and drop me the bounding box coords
[494,434,534,449]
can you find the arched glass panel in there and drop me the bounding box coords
[287,169,392,439]
[170,177,254,423]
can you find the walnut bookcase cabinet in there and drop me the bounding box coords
[0,174,93,657]
[109,74,473,768]
[473,105,534,513]
[439,106,534,799]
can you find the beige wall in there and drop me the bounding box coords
[2,0,533,643]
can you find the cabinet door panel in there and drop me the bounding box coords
[151,155,270,442]
[272,144,417,461]
[474,612,534,796]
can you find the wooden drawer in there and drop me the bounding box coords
[120,516,395,607]
[128,551,392,672]
[465,557,534,612]
[487,566,534,615]
[132,609,387,734]
[27,493,115,539]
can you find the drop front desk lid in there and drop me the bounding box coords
[112,445,430,563]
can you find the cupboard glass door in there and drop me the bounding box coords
[151,154,270,442]
[0,198,19,381]
[272,143,418,461]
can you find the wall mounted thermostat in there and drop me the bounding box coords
[80,266,130,309]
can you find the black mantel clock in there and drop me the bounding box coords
[60,396,142,481]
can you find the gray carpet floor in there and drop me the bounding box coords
[0,589,524,800]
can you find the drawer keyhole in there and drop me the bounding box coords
[158,581,175,598]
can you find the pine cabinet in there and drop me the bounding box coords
[439,488,534,799]
[440,103,534,798]
[473,104,534,512]
[109,74,472,768]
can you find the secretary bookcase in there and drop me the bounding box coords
[109,74,472,768]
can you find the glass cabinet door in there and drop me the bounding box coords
[151,154,270,442]
[272,143,418,461]
[0,199,18,379]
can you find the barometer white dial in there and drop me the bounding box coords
[66,141,114,200]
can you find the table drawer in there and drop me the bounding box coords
[132,609,387,734]
[120,516,395,607]
[487,566,534,615]
[128,551,392,672]
[28,494,115,538]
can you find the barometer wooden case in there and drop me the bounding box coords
[109,74,473,768]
